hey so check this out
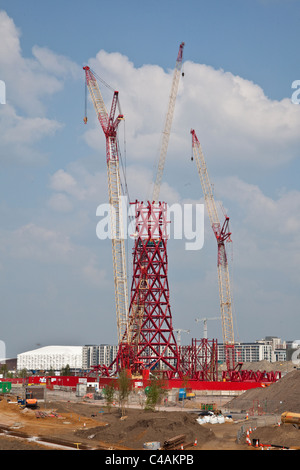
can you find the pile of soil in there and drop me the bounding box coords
[240,361,296,373]
[251,423,300,449]
[219,360,296,374]
[74,408,215,450]
[226,369,300,414]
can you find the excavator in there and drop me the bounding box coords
[17,390,38,409]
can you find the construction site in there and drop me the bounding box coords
[1,42,299,452]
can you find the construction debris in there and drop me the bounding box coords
[163,434,186,450]
[162,434,194,450]
[35,410,62,419]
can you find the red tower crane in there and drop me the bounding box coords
[191,129,236,372]
[83,66,129,350]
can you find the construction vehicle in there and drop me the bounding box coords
[191,129,238,374]
[17,390,38,409]
[281,411,300,428]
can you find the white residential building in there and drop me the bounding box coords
[82,344,118,370]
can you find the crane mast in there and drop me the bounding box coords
[191,129,235,371]
[152,42,184,203]
[83,66,129,346]
[125,258,148,347]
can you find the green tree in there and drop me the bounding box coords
[117,369,132,417]
[144,376,166,411]
[0,364,8,378]
[61,364,71,376]
[18,369,28,378]
[103,382,115,413]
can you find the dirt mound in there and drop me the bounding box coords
[226,369,300,414]
[230,361,295,373]
[251,423,300,448]
[75,408,215,449]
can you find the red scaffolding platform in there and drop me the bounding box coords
[179,338,218,381]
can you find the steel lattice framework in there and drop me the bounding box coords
[179,338,218,381]
[127,201,180,373]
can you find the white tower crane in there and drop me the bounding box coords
[174,329,190,347]
[195,317,221,340]
[152,42,184,203]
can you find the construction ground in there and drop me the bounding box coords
[0,365,299,451]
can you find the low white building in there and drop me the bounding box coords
[17,345,83,372]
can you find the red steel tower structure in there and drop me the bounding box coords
[117,44,184,375]
[127,200,180,373]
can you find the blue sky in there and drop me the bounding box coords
[0,0,299,358]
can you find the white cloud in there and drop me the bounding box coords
[48,193,74,213]
[0,10,80,165]
[49,166,108,204]
[220,176,300,238]
[215,175,300,286]
[0,10,80,116]
[0,103,62,164]
[0,223,73,262]
[0,222,111,291]
[82,260,108,288]
[83,51,300,171]
[32,45,81,80]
